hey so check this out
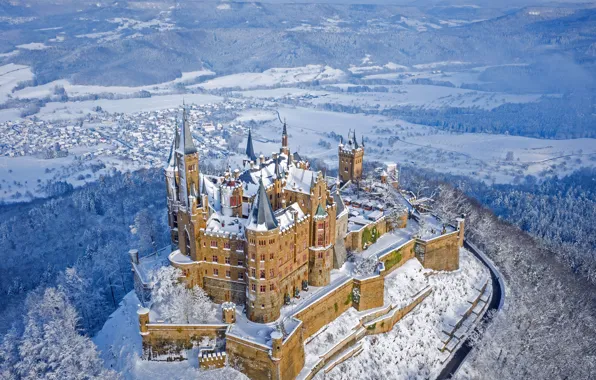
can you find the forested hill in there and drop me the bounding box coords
[0,168,169,337]
[401,166,596,284]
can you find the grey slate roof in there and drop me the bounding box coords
[167,121,180,167]
[333,189,347,217]
[177,107,197,154]
[247,177,278,231]
[246,129,257,162]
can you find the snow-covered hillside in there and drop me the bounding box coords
[321,249,488,379]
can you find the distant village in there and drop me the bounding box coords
[0,100,256,164]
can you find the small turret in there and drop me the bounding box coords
[281,120,289,155]
[271,331,283,360]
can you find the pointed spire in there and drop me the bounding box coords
[338,135,343,147]
[246,129,257,162]
[247,177,278,231]
[201,175,207,195]
[167,119,180,167]
[353,130,359,149]
[361,135,365,148]
[177,104,197,154]
[274,155,281,179]
[282,119,287,137]
[315,203,327,217]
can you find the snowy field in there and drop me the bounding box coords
[0,150,148,203]
[0,63,34,103]
[13,69,215,99]
[36,93,223,121]
[191,65,346,90]
[236,106,596,183]
[237,84,541,110]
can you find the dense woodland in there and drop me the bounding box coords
[0,169,169,337]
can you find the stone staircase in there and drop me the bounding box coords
[438,275,491,358]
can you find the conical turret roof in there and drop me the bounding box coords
[177,106,197,155]
[246,129,257,162]
[247,177,278,231]
[167,121,180,168]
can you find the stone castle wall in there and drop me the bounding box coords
[416,231,460,272]
[295,278,355,339]
[226,334,274,379]
[345,217,387,252]
[379,239,416,276]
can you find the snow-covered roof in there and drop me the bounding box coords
[275,203,307,232]
[285,166,316,195]
[237,154,290,197]
[205,213,246,237]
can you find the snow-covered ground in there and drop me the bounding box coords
[0,63,34,103]
[192,65,346,90]
[93,291,248,380]
[0,148,137,203]
[237,84,541,110]
[236,106,596,183]
[36,93,222,121]
[13,68,215,100]
[321,248,489,380]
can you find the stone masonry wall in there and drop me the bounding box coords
[378,239,416,276]
[295,278,355,339]
[353,276,384,311]
[226,335,274,380]
[418,232,460,272]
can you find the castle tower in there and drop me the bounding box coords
[245,178,281,323]
[338,130,364,184]
[246,129,257,163]
[307,172,335,287]
[175,106,201,260]
[165,122,180,245]
[220,177,243,217]
[280,121,289,156]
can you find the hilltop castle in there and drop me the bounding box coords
[131,107,464,379]
[164,109,364,323]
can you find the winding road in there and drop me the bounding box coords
[436,240,505,380]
